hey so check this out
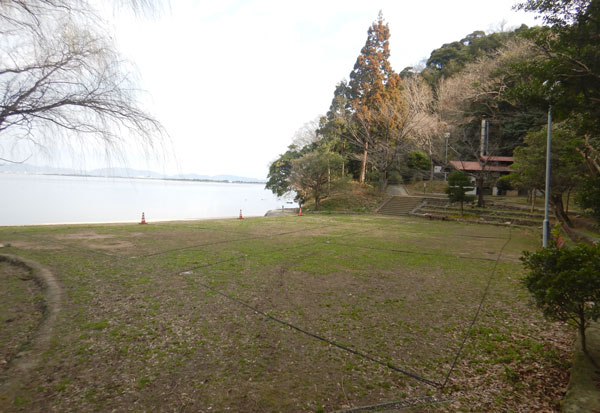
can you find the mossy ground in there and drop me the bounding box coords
[0,215,571,411]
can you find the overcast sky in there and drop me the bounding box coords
[98,0,540,179]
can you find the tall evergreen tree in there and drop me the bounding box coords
[319,81,353,177]
[347,12,403,183]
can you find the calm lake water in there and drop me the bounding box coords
[0,173,294,226]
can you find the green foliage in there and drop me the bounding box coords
[514,1,600,141]
[575,175,600,224]
[422,27,529,86]
[387,170,402,185]
[521,243,600,355]
[318,81,352,157]
[517,0,595,29]
[84,320,109,330]
[266,145,311,197]
[495,175,513,193]
[447,171,472,189]
[289,150,344,210]
[445,171,475,215]
[512,0,600,226]
[407,151,431,171]
[365,169,381,185]
[511,121,586,224]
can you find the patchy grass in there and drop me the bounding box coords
[404,180,448,195]
[0,215,571,412]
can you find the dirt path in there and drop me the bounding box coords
[0,254,62,394]
[386,184,408,196]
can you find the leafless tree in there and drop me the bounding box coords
[0,0,165,164]
[400,75,446,176]
[437,38,537,126]
[291,117,321,150]
[370,75,446,189]
[337,74,447,190]
[436,39,539,206]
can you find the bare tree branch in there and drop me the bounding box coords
[0,0,166,164]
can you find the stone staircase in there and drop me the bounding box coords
[377,196,424,216]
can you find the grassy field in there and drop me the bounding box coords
[0,215,572,412]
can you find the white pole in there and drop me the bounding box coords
[444,132,450,181]
[543,104,552,248]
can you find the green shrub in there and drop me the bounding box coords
[387,170,403,185]
[495,175,513,194]
[445,171,475,216]
[521,243,600,361]
[575,175,600,225]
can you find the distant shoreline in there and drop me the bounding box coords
[1,171,266,185]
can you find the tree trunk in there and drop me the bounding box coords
[327,161,331,196]
[359,142,368,184]
[379,170,387,194]
[530,189,536,214]
[477,173,485,208]
[381,145,389,194]
[579,312,588,356]
[341,141,346,177]
[550,193,572,227]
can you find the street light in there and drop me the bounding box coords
[542,102,552,247]
[542,81,559,248]
[444,132,450,181]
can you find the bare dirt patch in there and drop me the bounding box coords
[0,262,43,372]
[8,241,62,251]
[55,231,113,241]
[87,240,134,251]
[0,254,62,404]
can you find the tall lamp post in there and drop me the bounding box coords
[542,81,559,248]
[542,102,552,248]
[444,132,450,181]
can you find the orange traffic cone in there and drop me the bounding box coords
[298,207,302,216]
[140,212,147,225]
[239,209,243,219]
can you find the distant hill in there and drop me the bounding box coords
[0,164,265,183]
[89,168,166,179]
[173,173,264,183]
[0,163,83,175]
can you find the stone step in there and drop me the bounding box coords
[418,206,545,220]
[377,196,423,216]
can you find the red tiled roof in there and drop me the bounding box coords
[450,160,512,172]
[480,155,514,162]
